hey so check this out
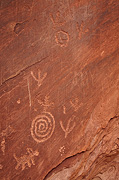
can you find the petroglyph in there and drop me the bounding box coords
[50,12,66,26]
[77,22,89,40]
[31,112,55,143]
[101,51,104,56]
[63,105,66,114]
[60,116,76,138]
[70,98,81,112]
[17,99,21,104]
[38,96,54,112]
[31,70,47,87]
[14,148,39,171]
[1,137,5,155]
[59,146,65,156]
[27,78,32,107]
[55,30,69,47]
[0,126,14,155]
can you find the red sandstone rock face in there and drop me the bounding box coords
[0,0,119,180]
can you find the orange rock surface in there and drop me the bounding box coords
[0,0,119,179]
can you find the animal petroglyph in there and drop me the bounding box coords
[14,148,39,171]
[60,116,76,138]
[0,126,14,155]
[55,30,69,47]
[31,112,55,143]
[31,70,47,87]
[70,98,81,112]
[38,96,54,112]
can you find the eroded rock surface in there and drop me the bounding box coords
[0,0,119,179]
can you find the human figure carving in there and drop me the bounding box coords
[38,95,54,112]
[50,11,66,26]
[70,98,81,112]
[55,30,69,47]
[77,21,89,40]
[60,116,76,138]
[31,70,47,87]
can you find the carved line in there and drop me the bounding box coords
[63,105,66,114]
[31,112,55,143]
[27,78,31,107]
[60,116,76,138]
[31,70,47,87]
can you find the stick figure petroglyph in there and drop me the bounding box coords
[31,70,47,87]
[60,116,76,138]
[50,12,66,26]
[14,148,39,171]
[38,95,54,112]
[70,98,81,112]
[76,21,89,40]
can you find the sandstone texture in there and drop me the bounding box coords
[0,0,119,179]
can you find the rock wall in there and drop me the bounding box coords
[0,0,119,179]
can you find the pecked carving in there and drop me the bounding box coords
[60,115,76,138]
[0,126,14,156]
[55,30,69,47]
[14,148,39,171]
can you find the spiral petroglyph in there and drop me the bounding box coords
[31,112,55,143]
